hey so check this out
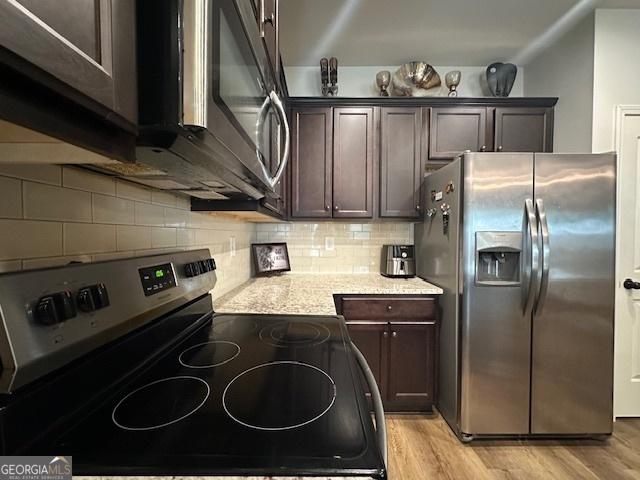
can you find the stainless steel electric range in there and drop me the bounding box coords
[0,250,386,479]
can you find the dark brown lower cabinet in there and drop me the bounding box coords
[346,322,388,402]
[336,295,438,412]
[387,322,435,409]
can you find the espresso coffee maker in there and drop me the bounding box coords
[381,245,416,278]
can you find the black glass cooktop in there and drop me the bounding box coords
[50,313,385,478]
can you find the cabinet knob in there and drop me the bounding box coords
[415,205,421,211]
[480,145,487,152]
[263,12,275,25]
[391,331,398,338]
[497,145,504,152]
[383,331,389,338]
[334,205,339,211]
[325,204,330,211]
[386,305,392,311]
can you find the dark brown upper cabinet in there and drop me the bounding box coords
[290,107,333,218]
[379,107,423,218]
[429,107,489,160]
[0,0,137,126]
[494,107,553,153]
[333,107,374,218]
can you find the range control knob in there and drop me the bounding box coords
[34,291,77,326]
[207,258,217,271]
[77,283,110,312]
[184,262,200,277]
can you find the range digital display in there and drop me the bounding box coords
[139,263,176,296]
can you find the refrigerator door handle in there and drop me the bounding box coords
[523,199,540,315]
[534,198,550,314]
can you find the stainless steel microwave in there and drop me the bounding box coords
[133,0,289,200]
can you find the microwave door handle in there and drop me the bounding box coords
[534,199,550,314]
[350,341,387,467]
[523,199,540,315]
[268,90,290,189]
[182,0,208,129]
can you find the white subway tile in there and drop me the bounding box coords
[22,255,91,270]
[151,227,177,248]
[64,223,116,255]
[0,219,62,260]
[176,228,195,246]
[176,194,191,210]
[134,202,165,226]
[91,251,135,262]
[0,164,61,185]
[116,225,151,251]
[62,167,116,195]
[0,176,22,218]
[151,190,177,207]
[0,260,22,273]
[164,207,189,228]
[116,180,152,202]
[353,231,371,240]
[93,194,134,224]
[23,182,92,222]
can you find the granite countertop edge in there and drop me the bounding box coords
[214,273,442,316]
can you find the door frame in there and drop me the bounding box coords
[613,104,640,418]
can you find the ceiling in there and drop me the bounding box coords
[279,0,640,66]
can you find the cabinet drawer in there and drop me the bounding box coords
[342,297,436,321]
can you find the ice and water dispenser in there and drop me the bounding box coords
[475,232,522,286]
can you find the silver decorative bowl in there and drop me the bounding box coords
[391,62,441,97]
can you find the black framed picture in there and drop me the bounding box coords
[252,242,291,275]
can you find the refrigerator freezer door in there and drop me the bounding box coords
[460,153,534,435]
[531,153,616,434]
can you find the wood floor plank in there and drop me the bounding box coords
[385,414,640,480]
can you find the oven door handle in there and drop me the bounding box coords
[256,90,290,190]
[350,340,387,467]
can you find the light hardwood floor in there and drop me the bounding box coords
[386,414,640,480]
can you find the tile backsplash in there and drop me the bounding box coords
[0,164,256,298]
[256,222,414,273]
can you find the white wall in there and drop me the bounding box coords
[592,9,640,152]
[285,65,524,98]
[524,13,595,152]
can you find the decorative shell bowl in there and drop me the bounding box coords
[391,62,442,97]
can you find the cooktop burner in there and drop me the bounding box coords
[112,376,210,431]
[223,361,336,431]
[259,321,331,348]
[179,340,240,369]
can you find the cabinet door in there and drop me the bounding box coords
[0,0,136,124]
[380,107,423,218]
[347,322,388,402]
[429,107,489,159]
[388,323,435,410]
[333,107,374,218]
[290,108,333,218]
[494,108,553,153]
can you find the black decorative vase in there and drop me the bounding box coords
[486,62,517,97]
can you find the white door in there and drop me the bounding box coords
[614,105,640,417]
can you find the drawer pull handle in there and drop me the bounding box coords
[391,331,398,338]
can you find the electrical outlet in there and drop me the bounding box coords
[325,236,335,251]
[230,236,236,257]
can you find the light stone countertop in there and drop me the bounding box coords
[214,273,443,315]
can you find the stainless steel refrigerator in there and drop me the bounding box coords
[415,152,616,440]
